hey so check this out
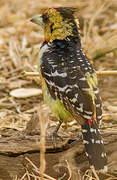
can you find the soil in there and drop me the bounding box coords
[0,0,117,179]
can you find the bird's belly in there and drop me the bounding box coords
[42,81,74,123]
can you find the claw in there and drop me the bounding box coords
[51,121,63,147]
[52,132,63,147]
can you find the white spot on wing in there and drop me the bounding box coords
[96,104,101,108]
[90,128,96,133]
[79,77,86,81]
[84,110,93,115]
[83,114,91,119]
[66,88,71,93]
[95,140,101,144]
[52,70,67,77]
[44,72,51,77]
[83,140,89,144]
[71,98,77,103]
[94,89,99,94]
[79,103,83,108]
[82,129,87,133]
[101,152,105,157]
[45,81,78,93]
[58,85,70,92]
[45,79,55,86]
[75,93,78,98]
[97,115,102,119]
[91,139,95,143]
[100,140,104,144]
[76,106,83,112]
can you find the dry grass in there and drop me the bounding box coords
[0,0,117,179]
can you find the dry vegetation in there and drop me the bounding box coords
[0,0,117,179]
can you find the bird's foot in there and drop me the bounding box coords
[52,131,63,148]
[51,121,63,148]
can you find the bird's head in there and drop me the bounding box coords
[31,7,80,42]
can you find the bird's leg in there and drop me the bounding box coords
[52,121,63,147]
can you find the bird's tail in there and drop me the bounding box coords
[81,120,107,171]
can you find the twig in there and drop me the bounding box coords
[20,173,27,180]
[25,157,39,171]
[97,71,117,76]
[3,67,23,77]
[103,113,117,117]
[24,71,40,76]
[90,166,100,180]
[0,103,16,108]
[37,105,49,180]
[26,170,31,180]
[66,160,72,180]
[25,157,56,180]
[24,70,117,77]
[82,169,95,180]
[87,3,106,38]
[92,47,117,59]
[26,173,49,180]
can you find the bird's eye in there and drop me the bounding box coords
[42,15,49,23]
[50,23,54,33]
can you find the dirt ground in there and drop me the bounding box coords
[0,0,117,179]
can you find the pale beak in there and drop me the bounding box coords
[30,15,44,26]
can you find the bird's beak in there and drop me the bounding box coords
[30,15,44,26]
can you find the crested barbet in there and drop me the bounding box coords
[31,7,107,171]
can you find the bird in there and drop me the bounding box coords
[31,7,107,171]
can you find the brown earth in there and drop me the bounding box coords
[0,0,117,179]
